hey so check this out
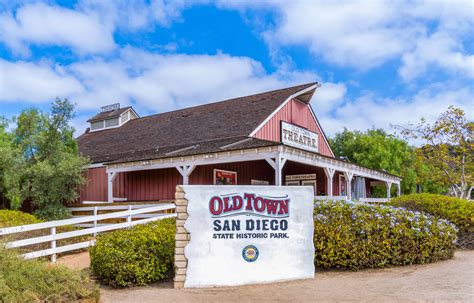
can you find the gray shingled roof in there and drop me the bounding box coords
[77,83,317,164]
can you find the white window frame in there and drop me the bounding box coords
[302,179,317,195]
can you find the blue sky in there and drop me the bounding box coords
[0,0,473,138]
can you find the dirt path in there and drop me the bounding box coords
[94,250,473,302]
[56,251,91,270]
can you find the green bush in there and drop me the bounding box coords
[90,218,176,288]
[0,210,42,228]
[0,247,99,302]
[314,200,457,270]
[390,194,474,232]
[34,203,72,221]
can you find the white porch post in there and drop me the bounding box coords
[324,168,335,196]
[343,171,354,200]
[265,156,287,186]
[176,165,196,185]
[396,182,401,197]
[107,171,117,203]
[385,181,393,199]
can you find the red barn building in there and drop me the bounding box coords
[77,83,401,204]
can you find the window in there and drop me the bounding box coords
[91,120,104,131]
[121,113,129,124]
[105,118,119,127]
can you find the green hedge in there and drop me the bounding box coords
[0,209,42,228]
[0,247,99,302]
[390,194,474,232]
[314,200,457,270]
[90,218,175,288]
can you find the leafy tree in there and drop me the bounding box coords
[397,106,473,199]
[0,118,23,208]
[2,98,89,219]
[329,128,418,195]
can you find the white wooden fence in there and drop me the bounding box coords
[0,204,176,263]
[67,203,171,228]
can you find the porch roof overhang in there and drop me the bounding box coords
[105,144,401,184]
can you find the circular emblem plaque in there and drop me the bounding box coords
[242,245,259,262]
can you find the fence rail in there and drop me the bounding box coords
[67,203,172,227]
[315,195,348,201]
[1,204,176,262]
[358,198,389,203]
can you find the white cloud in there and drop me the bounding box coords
[78,0,209,32]
[315,85,474,139]
[0,59,84,103]
[268,1,422,69]
[2,51,472,142]
[0,48,317,134]
[0,2,115,56]
[67,47,317,112]
[150,0,190,27]
[311,82,347,115]
[399,32,474,81]
[221,0,474,76]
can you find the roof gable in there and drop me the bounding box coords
[77,83,317,163]
[252,98,335,157]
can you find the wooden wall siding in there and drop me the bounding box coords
[253,99,333,157]
[79,167,108,202]
[123,168,181,201]
[189,160,274,185]
[79,160,275,203]
[78,163,355,203]
[365,178,372,197]
[334,172,342,196]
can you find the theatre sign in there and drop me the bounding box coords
[178,185,315,287]
[281,121,318,153]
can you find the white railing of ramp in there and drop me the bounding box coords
[1,204,176,263]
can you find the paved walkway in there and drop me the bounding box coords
[94,250,473,302]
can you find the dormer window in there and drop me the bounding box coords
[87,103,139,132]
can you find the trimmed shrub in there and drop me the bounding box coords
[34,204,72,221]
[90,218,175,288]
[314,200,457,270]
[390,194,474,233]
[0,246,99,302]
[0,209,42,227]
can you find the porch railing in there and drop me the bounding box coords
[358,198,389,203]
[0,204,176,262]
[314,196,390,203]
[315,195,348,201]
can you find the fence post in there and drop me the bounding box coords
[93,206,98,237]
[127,205,132,226]
[50,227,56,263]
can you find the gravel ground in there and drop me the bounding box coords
[58,250,473,303]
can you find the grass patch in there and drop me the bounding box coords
[0,247,99,302]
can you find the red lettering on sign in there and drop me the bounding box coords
[209,196,223,215]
